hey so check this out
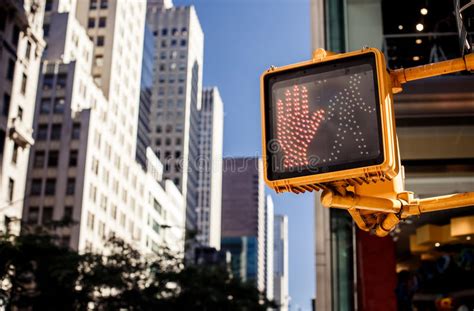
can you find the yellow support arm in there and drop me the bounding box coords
[390,53,474,93]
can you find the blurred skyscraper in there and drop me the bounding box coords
[22,0,185,254]
[265,195,274,301]
[221,157,269,295]
[274,214,289,311]
[0,0,46,235]
[146,1,204,233]
[196,87,223,249]
[136,25,155,169]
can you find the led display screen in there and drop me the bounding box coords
[264,53,384,181]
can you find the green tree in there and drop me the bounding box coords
[0,226,275,310]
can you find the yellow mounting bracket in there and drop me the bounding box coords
[320,52,474,237]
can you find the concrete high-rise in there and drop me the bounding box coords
[23,0,185,254]
[265,195,274,301]
[196,87,223,249]
[146,1,204,232]
[0,0,46,234]
[221,157,266,292]
[274,214,289,311]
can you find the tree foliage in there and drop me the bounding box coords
[0,228,274,310]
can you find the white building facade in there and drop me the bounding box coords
[23,0,185,254]
[0,0,46,235]
[196,87,223,249]
[274,214,289,311]
[265,195,274,301]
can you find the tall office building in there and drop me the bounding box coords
[146,1,204,232]
[274,214,289,311]
[265,195,274,301]
[311,0,474,309]
[196,87,223,249]
[0,0,46,234]
[136,25,154,169]
[23,0,185,254]
[221,157,266,292]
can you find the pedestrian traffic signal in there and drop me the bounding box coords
[261,48,400,193]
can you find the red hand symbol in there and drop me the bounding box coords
[276,85,325,168]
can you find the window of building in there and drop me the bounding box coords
[10,143,18,164]
[43,24,50,37]
[7,59,15,81]
[2,93,10,116]
[155,138,161,146]
[12,25,19,47]
[110,205,117,220]
[48,150,59,167]
[156,125,162,133]
[161,40,167,48]
[39,98,51,114]
[99,17,106,28]
[100,0,108,9]
[50,124,61,140]
[165,138,171,146]
[97,36,105,46]
[42,206,53,224]
[165,125,172,133]
[181,27,187,35]
[72,123,81,139]
[69,150,78,166]
[36,124,48,141]
[45,0,53,11]
[28,207,39,224]
[20,73,28,94]
[17,106,23,121]
[176,137,181,145]
[31,179,42,195]
[160,51,167,60]
[43,74,54,90]
[66,178,75,195]
[57,74,67,89]
[171,39,177,47]
[64,206,73,221]
[95,55,104,66]
[8,178,14,202]
[176,123,183,132]
[88,18,95,28]
[161,28,168,36]
[0,130,4,155]
[90,0,97,9]
[180,39,187,47]
[25,41,32,60]
[172,28,178,36]
[87,212,95,230]
[175,151,181,158]
[174,177,180,186]
[33,150,45,168]
[53,98,65,114]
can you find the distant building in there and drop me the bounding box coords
[196,87,223,249]
[265,195,274,301]
[0,0,46,234]
[221,157,266,292]
[146,2,204,233]
[23,0,185,254]
[136,25,155,169]
[274,214,289,311]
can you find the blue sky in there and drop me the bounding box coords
[173,0,316,309]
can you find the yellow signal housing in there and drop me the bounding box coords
[260,48,400,194]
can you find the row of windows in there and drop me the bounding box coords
[154,27,188,37]
[160,39,187,48]
[155,138,182,149]
[159,50,187,61]
[89,0,108,10]
[88,17,107,28]
[35,123,80,141]
[158,75,186,84]
[158,62,186,72]
[30,177,76,196]
[155,123,184,133]
[27,205,73,225]
[39,98,65,114]
[33,148,78,168]
[157,99,185,109]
